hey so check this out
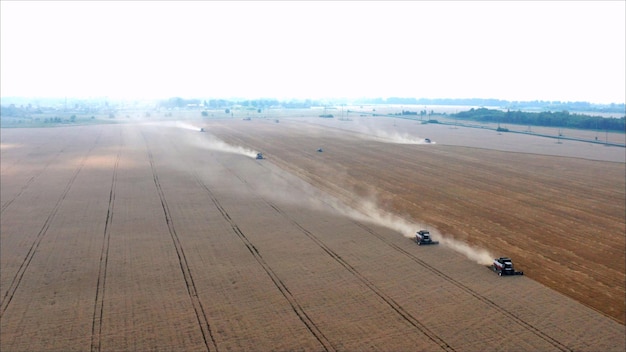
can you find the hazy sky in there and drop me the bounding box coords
[1,1,624,104]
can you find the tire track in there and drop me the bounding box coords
[1,147,66,214]
[353,222,572,352]
[166,132,334,351]
[214,162,453,352]
[142,133,218,352]
[187,128,569,350]
[270,201,455,351]
[0,132,102,317]
[191,170,336,352]
[250,159,572,352]
[90,131,122,352]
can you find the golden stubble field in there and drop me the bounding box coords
[1,114,624,351]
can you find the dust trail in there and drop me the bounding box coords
[188,133,258,158]
[347,118,435,144]
[329,198,491,264]
[142,120,258,158]
[257,175,494,265]
[250,169,492,265]
[367,130,435,145]
[138,120,203,131]
[174,121,203,132]
[437,236,493,265]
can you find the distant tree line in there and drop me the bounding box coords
[0,105,29,117]
[452,108,625,132]
[3,96,625,122]
[351,97,625,114]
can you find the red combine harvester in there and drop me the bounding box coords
[415,230,439,246]
[492,257,524,276]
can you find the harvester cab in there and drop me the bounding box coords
[415,230,439,245]
[492,257,524,276]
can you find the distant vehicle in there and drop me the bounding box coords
[199,128,205,132]
[424,138,431,143]
[492,257,524,276]
[256,153,264,160]
[415,230,438,245]
[243,117,251,121]
[275,119,280,123]
[317,148,323,152]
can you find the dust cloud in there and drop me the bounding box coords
[249,167,492,265]
[187,133,258,158]
[165,120,259,158]
[139,120,202,131]
[347,117,435,145]
[174,121,203,132]
[330,197,492,265]
[365,130,435,145]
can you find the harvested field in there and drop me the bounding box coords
[1,115,624,351]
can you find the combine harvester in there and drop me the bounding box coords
[415,230,439,246]
[492,257,524,276]
[256,153,264,160]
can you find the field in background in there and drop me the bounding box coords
[1,114,624,351]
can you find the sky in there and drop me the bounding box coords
[1,1,624,104]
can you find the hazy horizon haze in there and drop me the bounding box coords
[1,1,624,104]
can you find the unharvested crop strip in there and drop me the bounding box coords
[0,132,102,317]
[143,134,218,352]
[90,133,122,352]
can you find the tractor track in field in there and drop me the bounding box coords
[178,128,571,350]
[352,222,572,352]
[1,147,67,215]
[245,157,572,352]
[142,133,218,352]
[268,201,455,351]
[191,169,336,352]
[90,129,122,352]
[213,125,572,350]
[161,133,335,351]
[217,160,455,351]
[163,133,334,351]
[0,131,103,317]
